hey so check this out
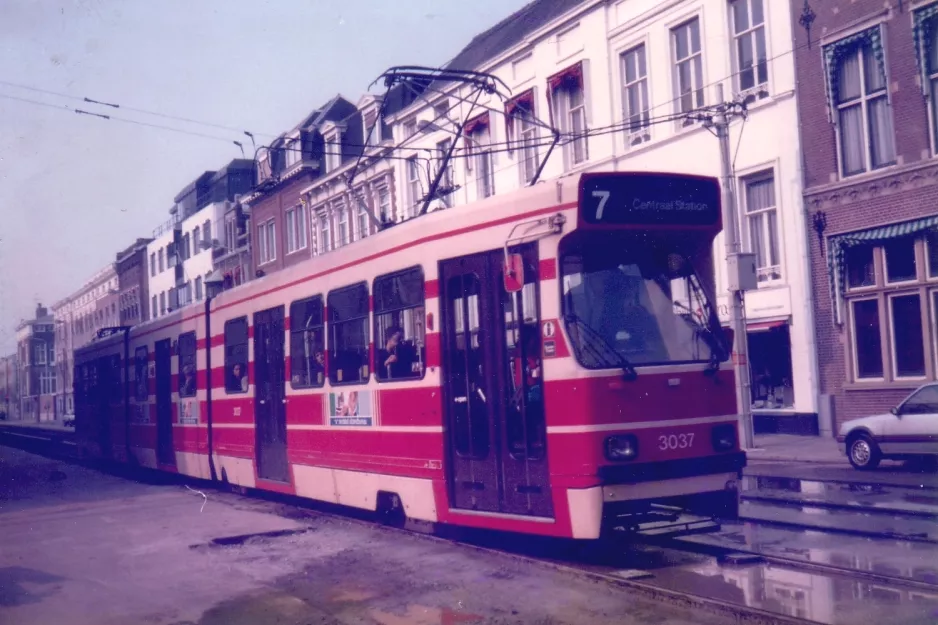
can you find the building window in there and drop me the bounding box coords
[672,18,704,117]
[917,9,938,153]
[34,344,46,365]
[337,203,349,247]
[851,298,883,379]
[193,226,201,253]
[549,64,588,166]
[195,276,203,301]
[827,28,896,177]
[356,202,370,241]
[840,234,938,384]
[742,173,781,283]
[621,44,650,142]
[373,267,426,382]
[884,237,917,284]
[317,213,331,255]
[158,248,164,273]
[203,219,211,246]
[407,156,423,215]
[377,186,391,223]
[285,206,308,254]
[890,293,926,379]
[160,292,166,316]
[257,219,276,264]
[284,138,301,169]
[846,244,875,289]
[289,295,325,388]
[434,139,455,208]
[150,253,156,277]
[325,135,342,173]
[327,283,370,385]
[507,91,540,186]
[364,111,380,146]
[178,332,197,397]
[730,0,768,93]
[152,295,158,319]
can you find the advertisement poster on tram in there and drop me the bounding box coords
[328,391,373,427]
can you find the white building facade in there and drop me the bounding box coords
[50,262,119,417]
[387,0,819,432]
[147,213,181,320]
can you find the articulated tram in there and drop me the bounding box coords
[74,170,745,540]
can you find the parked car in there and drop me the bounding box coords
[837,383,938,470]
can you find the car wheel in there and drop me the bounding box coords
[847,433,881,470]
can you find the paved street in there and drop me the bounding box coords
[0,445,727,625]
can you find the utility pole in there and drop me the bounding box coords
[707,84,756,450]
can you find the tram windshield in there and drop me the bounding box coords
[560,234,728,371]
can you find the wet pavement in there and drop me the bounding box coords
[6,443,938,625]
[677,523,938,587]
[744,462,938,490]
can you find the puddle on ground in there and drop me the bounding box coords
[369,604,483,625]
[681,523,938,586]
[639,558,938,625]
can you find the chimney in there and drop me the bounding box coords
[36,303,47,319]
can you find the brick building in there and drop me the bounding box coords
[246,95,357,277]
[116,237,153,326]
[794,0,938,430]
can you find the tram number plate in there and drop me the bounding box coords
[658,433,694,451]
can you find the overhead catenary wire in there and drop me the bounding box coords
[0,78,276,138]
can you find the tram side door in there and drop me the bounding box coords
[441,247,553,517]
[499,243,552,518]
[254,306,289,483]
[154,339,175,466]
[440,252,501,513]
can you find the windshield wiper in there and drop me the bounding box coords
[563,313,638,381]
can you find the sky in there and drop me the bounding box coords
[0,0,531,353]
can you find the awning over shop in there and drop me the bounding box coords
[827,214,938,324]
[720,317,789,331]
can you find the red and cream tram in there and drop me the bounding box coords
[74,170,745,540]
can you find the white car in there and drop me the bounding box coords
[837,383,938,470]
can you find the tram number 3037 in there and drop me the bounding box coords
[658,433,695,451]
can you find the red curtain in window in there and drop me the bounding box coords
[545,61,583,126]
[462,112,490,157]
[504,89,536,148]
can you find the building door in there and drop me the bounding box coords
[154,339,175,466]
[254,306,289,483]
[439,246,552,517]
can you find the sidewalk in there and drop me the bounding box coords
[747,433,846,465]
[0,419,74,433]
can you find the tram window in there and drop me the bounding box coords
[504,259,545,460]
[289,295,325,389]
[134,346,148,401]
[327,283,370,385]
[374,266,425,382]
[178,332,197,397]
[225,317,249,393]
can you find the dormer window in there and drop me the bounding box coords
[284,137,302,169]
[324,131,343,173]
[364,111,380,146]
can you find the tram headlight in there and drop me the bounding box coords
[604,434,638,461]
[711,424,737,451]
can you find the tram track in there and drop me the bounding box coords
[3,429,937,624]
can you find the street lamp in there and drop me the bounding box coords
[203,269,225,482]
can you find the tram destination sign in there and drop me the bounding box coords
[579,172,721,227]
